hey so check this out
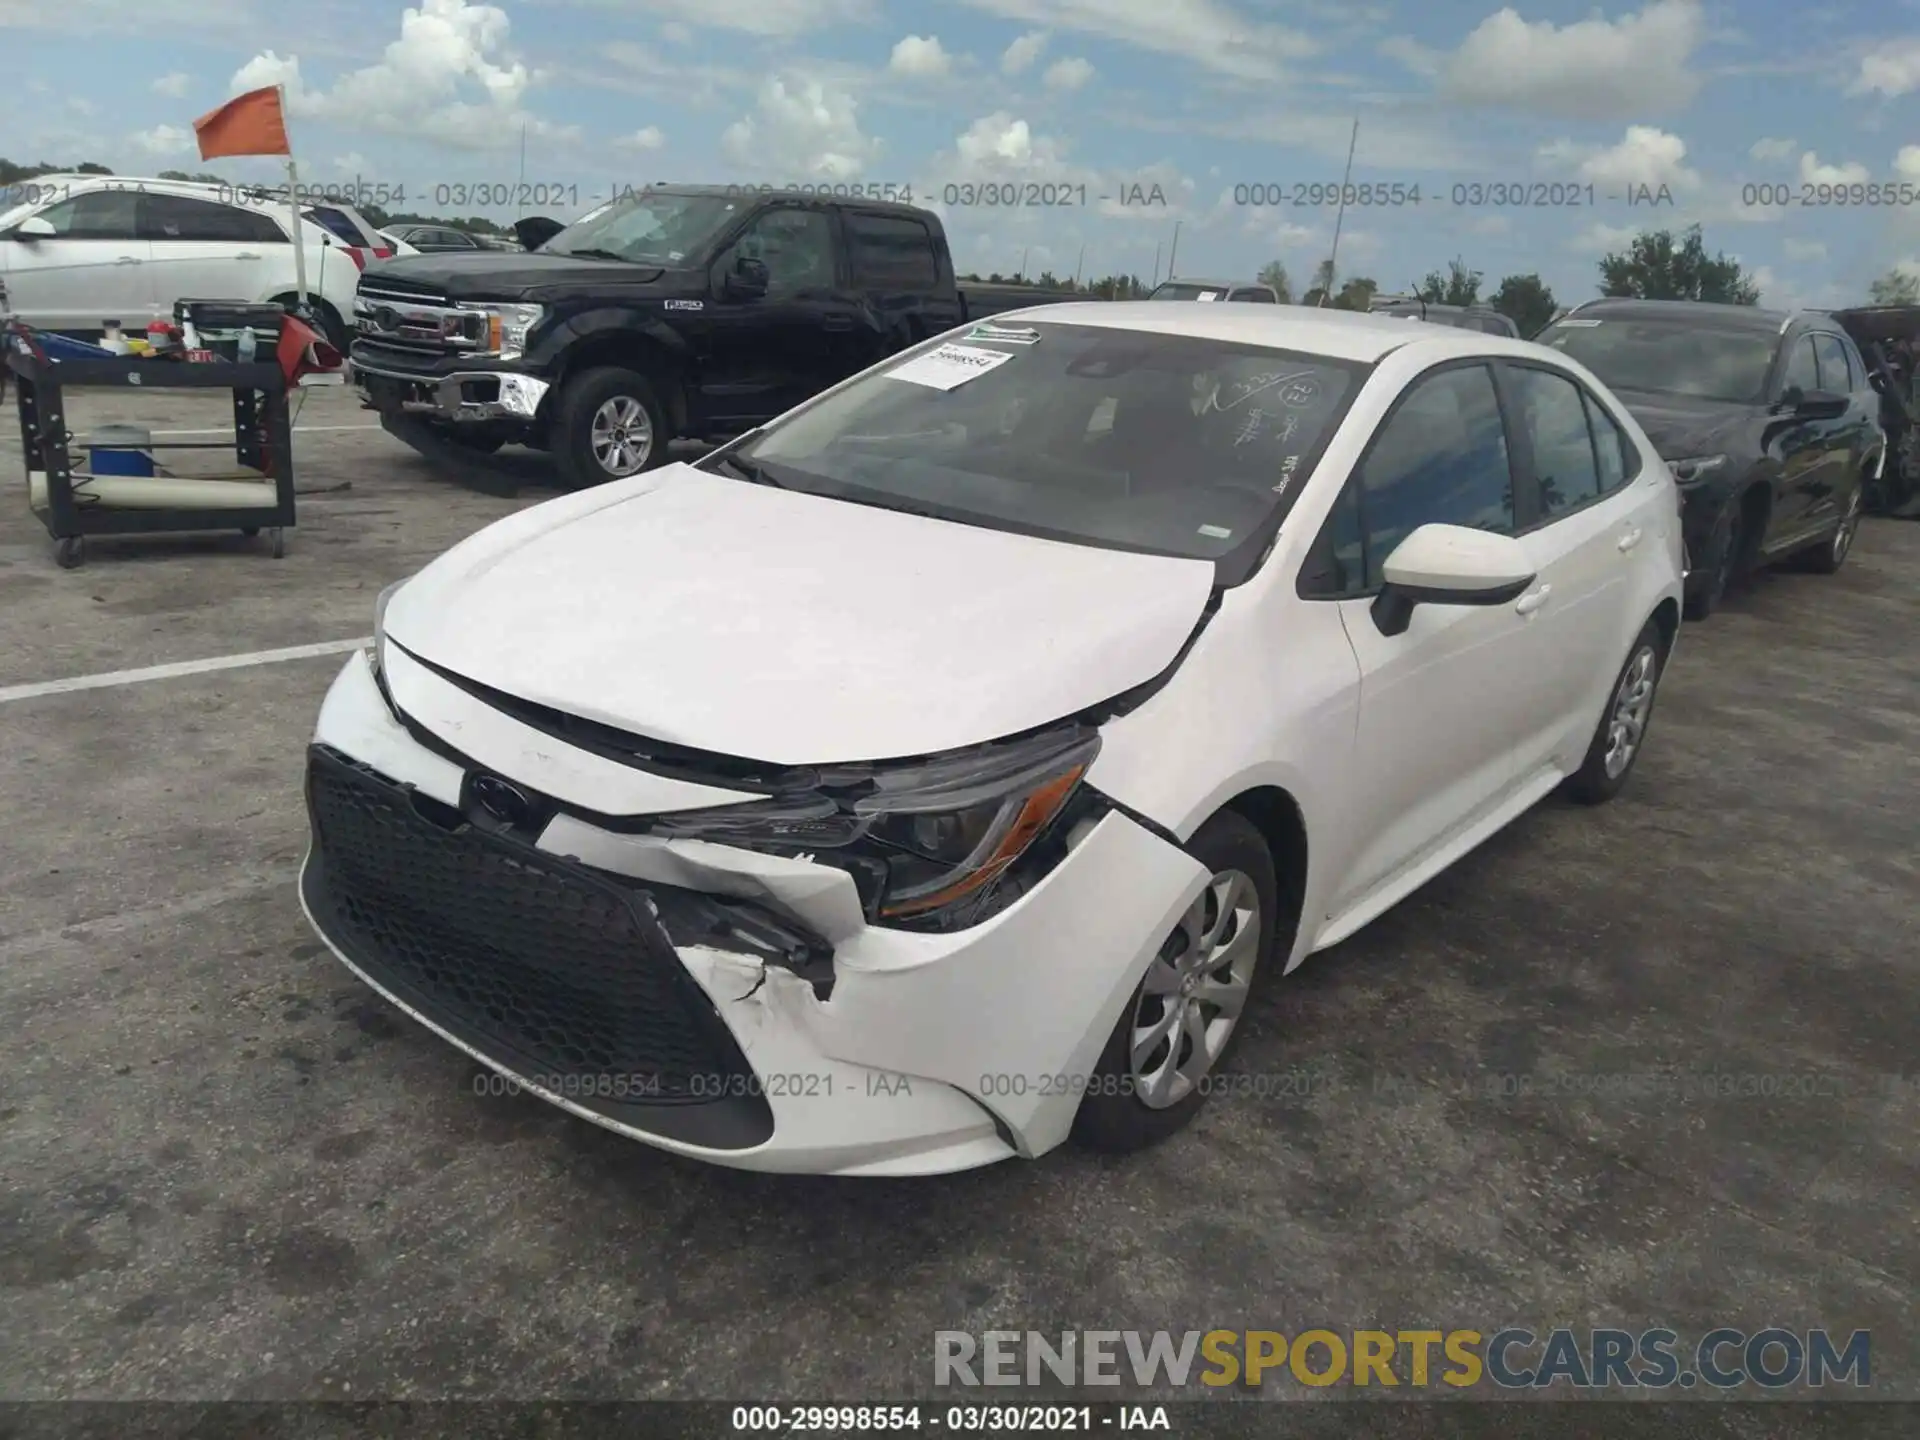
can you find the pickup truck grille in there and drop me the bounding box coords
[353,280,483,353]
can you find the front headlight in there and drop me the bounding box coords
[648,726,1102,926]
[1667,454,1727,486]
[456,303,544,361]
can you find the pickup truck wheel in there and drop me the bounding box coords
[556,368,670,487]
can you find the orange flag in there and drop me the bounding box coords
[193,86,291,160]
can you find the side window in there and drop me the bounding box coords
[1811,333,1851,393]
[845,212,937,287]
[33,189,140,239]
[145,193,276,243]
[1779,335,1820,397]
[1581,390,1636,494]
[1357,364,1515,590]
[1509,366,1602,518]
[730,206,835,294]
[1232,288,1277,303]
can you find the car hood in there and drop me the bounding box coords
[1610,390,1756,461]
[364,250,672,299]
[382,463,1218,766]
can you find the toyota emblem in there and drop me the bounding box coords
[469,774,534,827]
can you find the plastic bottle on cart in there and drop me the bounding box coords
[99,320,132,355]
[237,327,257,364]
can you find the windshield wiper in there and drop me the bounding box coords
[558,247,634,262]
[709,451,783,486]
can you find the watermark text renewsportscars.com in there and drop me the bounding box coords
[934,1328,1871,1391]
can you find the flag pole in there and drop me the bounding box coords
[279,86,309,309]
[1322,115,1359,307]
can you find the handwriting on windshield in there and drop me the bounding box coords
[1216,369,1320,411]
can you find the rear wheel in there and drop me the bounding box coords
[1073,810,1280,1154]
[554,368,670,488]
[1561,620,1666,805]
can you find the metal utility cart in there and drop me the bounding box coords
[6,336,296,569]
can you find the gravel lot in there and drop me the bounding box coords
[0,385,1913,1432]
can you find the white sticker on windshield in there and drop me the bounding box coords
[1558,319,1602,326]
[1197,524,1233,538]
[885,343,1016,390]
[1196,292,1220,301]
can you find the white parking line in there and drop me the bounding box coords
[0,638,371,705]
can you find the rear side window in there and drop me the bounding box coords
[1780,335,1820,396]
[145,192,285,243]
[845,211,937,287]
[1582,392,1638,493]
[304,206,367,245]
[1232,288,1277,303]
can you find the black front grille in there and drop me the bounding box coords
[301,745,772,1148]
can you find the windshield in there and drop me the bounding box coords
[1537,318,1777,403]
[725,321,1368,581]
[542,190,740,262]
[1149,283,1231,302]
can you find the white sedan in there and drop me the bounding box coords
[300,303,1685,1175]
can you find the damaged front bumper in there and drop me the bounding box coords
[298,649,1209,1176]
[353,359,550,423]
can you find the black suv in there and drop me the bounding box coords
[1368,296,1521,337]
[1535,299,1881,619]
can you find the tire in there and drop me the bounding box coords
[554,367,671,489]
[1797,480,1863,575]
[1072,810,1283,1154]
[1560,619,1666,805]
[1682,501,1742,621]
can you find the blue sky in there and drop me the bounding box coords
[7,0,1920,308]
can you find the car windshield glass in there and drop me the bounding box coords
[1537,318,1777,403]
[1149,283,1228,301]
[541,191,739,262]
[728,322,1368,580]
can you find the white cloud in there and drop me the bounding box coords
[1001,30,1048,73]
[1540,125,1701,193]
[68,96,97,116]
[614,126,665,151]
[959,0,1316,82]
[229,1,577,152]
[721,73,879,179]
[333,152,369,173]
[1570,220,1642,253]
[1439,0,1705,119]
[1799,151,1870,186]
[1043,56,1094,89]
[889,34,952,77]
[1749,137,1795,164]
[1850,38,1920,97]
[130,123,193,156]
[1783,238,1826,261]
[153,71,192,99]
[1896,146,1920,182]
[661,21,692,43]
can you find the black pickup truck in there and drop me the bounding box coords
[350,185,1085,486]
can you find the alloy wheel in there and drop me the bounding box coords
[1603,645,1658,780]
[1832,487,1861,565]
[1129,869,1261,1110]
[590,395,654,477]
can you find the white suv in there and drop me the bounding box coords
[0,174,363,346]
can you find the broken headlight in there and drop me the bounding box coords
[648,726,1102,925]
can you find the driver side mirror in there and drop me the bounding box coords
[9,216,55,241]
[724,255,769,298]
[1780,387,1849,420]
[514,215,563,251]
[1370,524,1537,637]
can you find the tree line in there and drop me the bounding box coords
[10,159,1919,318]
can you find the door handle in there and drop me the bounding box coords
[1514,584,1552,615]
[822,315,854,331]
[115,256,141,265]
[234,252,262,260]
[1617,527,1642,552]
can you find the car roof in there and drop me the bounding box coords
[988,301,1538,363]
[19,172,337,231]
[1564,296,1794,332]
[648,182,930,218]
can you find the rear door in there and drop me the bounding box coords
[1810,329,1872,525]
[141,192,288,311]
[839,208,935,375]
[1768,332,1825,543]
[0,188,151,329]
[1497,360,1660,774]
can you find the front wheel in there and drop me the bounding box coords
[1561,620,1666,805]
[1073,810,1280,1154]
[1682,504,1741,621]
[554,367,671,488]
